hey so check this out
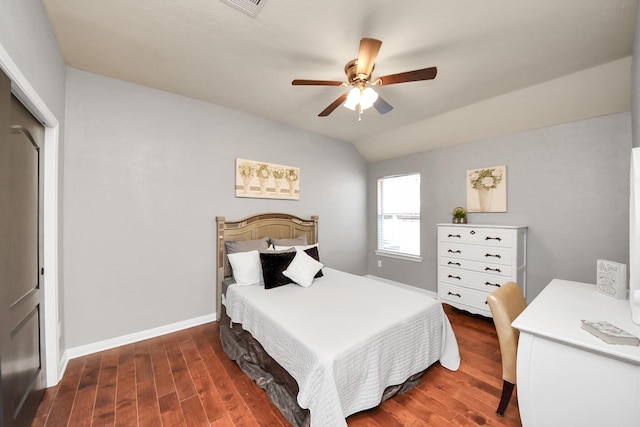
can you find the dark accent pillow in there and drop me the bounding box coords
[225,237,269,254]
[269,235,307,247]
[303,246,323,278]
[260,251,296,289]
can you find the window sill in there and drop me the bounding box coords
[375,250,422,263]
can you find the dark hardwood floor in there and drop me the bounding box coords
[31,304,521,426]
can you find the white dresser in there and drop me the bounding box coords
[437,224,527,317]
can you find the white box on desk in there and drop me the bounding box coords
[596,259,627,299]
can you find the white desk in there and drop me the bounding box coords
[512,279,640,427]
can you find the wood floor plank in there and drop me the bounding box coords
[210,413,237,427]
[362,406,405,427]
[67,353,102,426]
[418,379,495,426]
[190,326,262,427]
[373,395,419,426]
[179,332,227,423]
[163,334,197,402]
[179,395,209,427]
[148,336,176,399]
[91,348,119,426]
[347,412,386,427]
[43,358,84,427]
[402,385,458,423]
[32,303,522,427]
[114,344,138,427]
[158,392,186,427]
[134,342,154,384]
[30,385,59,427]
[136,379,162,427]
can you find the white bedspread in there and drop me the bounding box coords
[224,268,460,427]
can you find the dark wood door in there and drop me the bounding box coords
[0,70,46,427]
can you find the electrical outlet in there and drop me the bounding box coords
[377,260,382,268]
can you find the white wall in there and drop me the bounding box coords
[63,68,367,349]
[368,113,631,300]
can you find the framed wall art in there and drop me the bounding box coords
[466,165,507,212]
[235,158,300,200]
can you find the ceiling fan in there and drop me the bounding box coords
[292,38,437,120]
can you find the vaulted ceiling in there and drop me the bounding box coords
[42,0,638,161]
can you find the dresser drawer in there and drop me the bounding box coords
[440,256,513,277]
[438,226,513,247]
[438,282,492,317]
[439,242,512,265]
[439,266,510,291]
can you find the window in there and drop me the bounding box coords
[376,173,421,259]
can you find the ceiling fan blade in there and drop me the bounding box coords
[373,96,393,115]
[292,79,344,86]
[376,67,437,85]
[318,92,349,117]
[356,38,382,78]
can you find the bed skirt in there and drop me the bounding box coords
[219,306,426,427]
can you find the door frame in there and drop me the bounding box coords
[0,42,61,386]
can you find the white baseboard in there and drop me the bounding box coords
[57,350,69,381]
[365,275,438,299]
[64,312,218,364]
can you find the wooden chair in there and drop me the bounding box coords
[486,281,527,416]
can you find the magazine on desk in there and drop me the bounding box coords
[580,320,640,346]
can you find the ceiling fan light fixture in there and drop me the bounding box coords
[343,87,378,111]
[360,87,379,109]
[344,87,360,110]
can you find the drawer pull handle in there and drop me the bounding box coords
[448,234,461,238]
[485,253,501,259]
[447,261,461,266]
[447,275,461,280]
[470,230,476,235]
[484,281,501,287]
[447,291,461,298]
[485,236,502,242]
[485,267,501,273]
[447,249,461,254]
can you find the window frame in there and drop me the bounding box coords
[375,173,422,262]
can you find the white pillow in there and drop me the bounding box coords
[282,249,324,288]
[274,243,318,251]
[227,250,263,285]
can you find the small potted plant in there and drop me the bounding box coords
[452,207,467,224]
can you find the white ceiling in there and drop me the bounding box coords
[42,0,638,161]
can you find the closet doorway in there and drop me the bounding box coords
[0,69,46,427]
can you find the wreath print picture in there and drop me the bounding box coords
[466,165,506,212]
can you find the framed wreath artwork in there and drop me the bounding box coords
[235,158,300,200]
[466,165,506,212]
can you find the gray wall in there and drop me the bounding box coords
[0,0,68,360]
[633,2,640,149]
[0,0,66,112]
[63,68,367,349]
[367,113,631,301]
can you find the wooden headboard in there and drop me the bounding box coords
[215,213,319,320]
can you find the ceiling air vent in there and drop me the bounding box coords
[220,0,267,17]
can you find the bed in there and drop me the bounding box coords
[215,213,460,427]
